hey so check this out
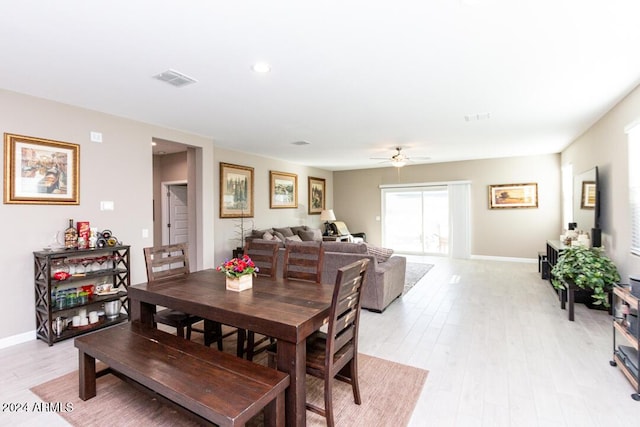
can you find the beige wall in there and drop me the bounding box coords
[562,84,640,280]
[212,147,333,265]
[0,89,215,344]
[334,153,562,259]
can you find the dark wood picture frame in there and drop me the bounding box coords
[220,162,254,218]
[269,170,297,209]
[3,133,80,205]
[489,182,538,209]
[308,176,326,214]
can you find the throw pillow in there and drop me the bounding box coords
[285,235,303,242]
[274,227,295,238]
[273,230,286,241]
[262,231,276,241]
[298,229,321,241]
[366,244,394,262]
[291,226,307,235]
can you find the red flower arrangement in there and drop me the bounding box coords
[216,255,258,278]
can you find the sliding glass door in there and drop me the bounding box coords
[382,186,449,255]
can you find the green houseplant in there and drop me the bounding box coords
[551,245,620,307]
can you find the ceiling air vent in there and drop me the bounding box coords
[153,69,197,87]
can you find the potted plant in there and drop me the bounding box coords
[551,245,620,307]
[216,255,258,292]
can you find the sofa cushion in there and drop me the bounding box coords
[290,226,307,235]
[251,228,272,239]
[298,228,323,242]
[262,230,280,241]
[366,244,394,262]
[285,235,303,243]
[322,241,368,254]
[274,227,295,238]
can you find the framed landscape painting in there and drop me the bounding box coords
[220,162,254,218]
[308,176,325,214]
[489,183,538,209]
[581,181,596,209]
[270,171,297,209]
[4,133,80,205]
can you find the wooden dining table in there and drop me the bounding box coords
[127,269,334,427]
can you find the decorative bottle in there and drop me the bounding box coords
[64,219,78,249]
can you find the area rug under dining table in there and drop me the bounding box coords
[31,351,428,426]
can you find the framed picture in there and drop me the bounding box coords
[308,176,326,214]
[3,133,80,205]
[581,181,596,209]
[489,183,538,209]
[269,171,297,209]
[220,162,254,218]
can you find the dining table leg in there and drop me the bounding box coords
[276,339,307,427]
[128,297,155,327]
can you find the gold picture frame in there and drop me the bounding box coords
[4,133,80,205]
[269,171,297,209]
[581,181,596,209]
[220,162,254,218]
[308,176,326,214]
[489,183,538,209]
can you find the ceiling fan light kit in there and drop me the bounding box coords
[371,147,429,168]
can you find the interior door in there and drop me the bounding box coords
[167,184,188,244]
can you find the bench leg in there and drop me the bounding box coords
[263,391,285,427]
[78,350,97,400]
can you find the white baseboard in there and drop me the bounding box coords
[0,330,35,349]
[470,255,537,264]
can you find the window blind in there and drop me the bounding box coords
[627,122,640,255]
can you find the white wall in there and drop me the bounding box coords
[334,153,562,258]
[562,83,640,280]
[0,89,214,343]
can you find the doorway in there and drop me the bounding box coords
[162,181,189,245]
[382,186,449,255]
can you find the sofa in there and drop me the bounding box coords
[246,226,406,312]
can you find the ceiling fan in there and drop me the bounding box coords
[370,147,430,168]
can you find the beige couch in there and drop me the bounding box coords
[247,231,406,312]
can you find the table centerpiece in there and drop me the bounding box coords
[217,254,258,292]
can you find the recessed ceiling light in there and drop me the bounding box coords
[291,141,311,146]
[252,62,271,73]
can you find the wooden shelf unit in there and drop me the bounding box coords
[33,245,130,346]
[611,285,640,400]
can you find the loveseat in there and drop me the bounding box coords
[246,226,406,312]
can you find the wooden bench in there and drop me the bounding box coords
[74,322,289,426]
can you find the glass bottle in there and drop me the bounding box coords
[64,219,78,249]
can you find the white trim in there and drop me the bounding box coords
[379,180,471,189]
[471,255,537,264]
[0,330,35,349]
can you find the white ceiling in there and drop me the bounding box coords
[1,1,639,171]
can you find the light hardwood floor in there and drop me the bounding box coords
[2,257,640,426]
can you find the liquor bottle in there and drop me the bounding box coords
[64,219,78,249]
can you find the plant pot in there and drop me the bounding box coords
[226,275,253,292]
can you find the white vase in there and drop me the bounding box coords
[226,274,253,292]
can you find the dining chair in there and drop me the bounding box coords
[143,244,223,349]
[268,258,369,427]
[241,239,280,360]
[282,241,324,283]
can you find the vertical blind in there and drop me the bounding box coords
[627,121,640,255]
